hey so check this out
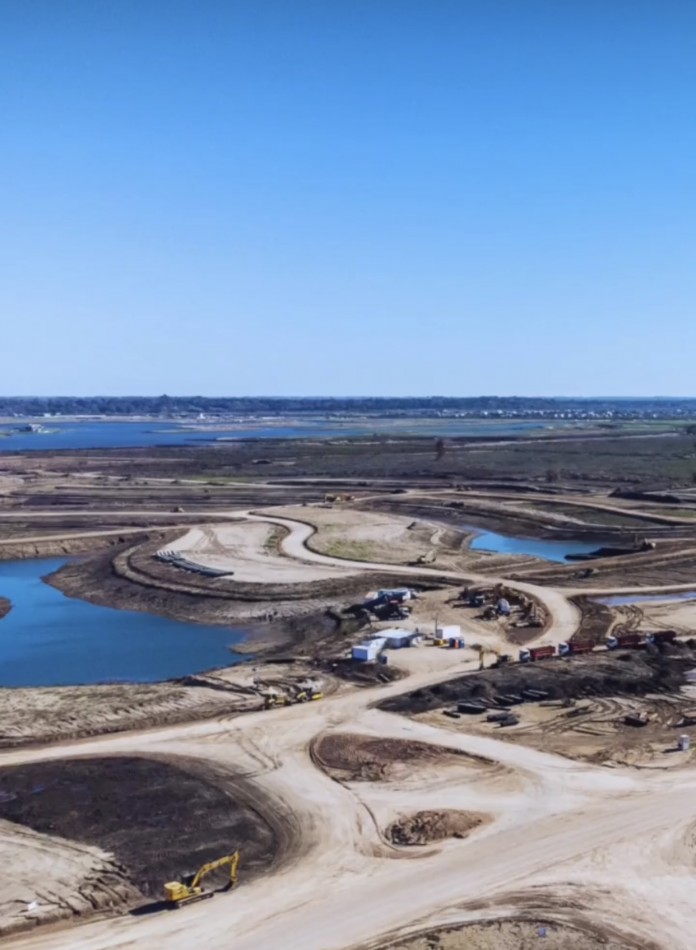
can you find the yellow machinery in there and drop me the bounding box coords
[264,688,323,708]
[295,689,323,703]
[164,851,239,906]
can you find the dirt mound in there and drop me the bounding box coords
[386,810,485,846]
[383,918,642,950]
[380,649,696,715]
[0,755,280,899]
[311,733,487,782]
[0,821,141,938]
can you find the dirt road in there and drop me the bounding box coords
[3,670,695,950]
[3,506,696,949]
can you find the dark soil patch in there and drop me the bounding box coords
[0,755,280,898]
[570,597,615,645]
[325,657,404,686]
[311,733,487,782]
[386,810,485,846]
[379,648,696,715]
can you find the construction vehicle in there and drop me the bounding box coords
[164,851,239,906]
[519,645,555,663]
[606,633,644,650]
[473,644,503,670]
[646,630,677,645]
[295,688,323,703]
[263,693,290,709]
[558,639,595,656]
[264,686,323,708]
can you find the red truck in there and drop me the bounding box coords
[519,645,555,663]
[646,630,677,645]
[606,633,644,650]
[558,640,595,656]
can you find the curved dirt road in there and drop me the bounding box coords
[3,668,696,950]
[3,508,695,950]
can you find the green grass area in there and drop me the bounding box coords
[322,539,380,561]
[263,527,285,553]
[36,427,696,489]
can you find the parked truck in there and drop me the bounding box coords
[558,640,595,656]
[606,633,644,650]
[519,645,555,663]
[646,630,677,645]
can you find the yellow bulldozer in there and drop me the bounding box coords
[163,851,240,906]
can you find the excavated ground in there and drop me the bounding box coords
[311,733,491,782]
[385,810,485,846]
[0,680,254,749]
[379,648,696,715]
[379,918,644,950]
[0,755,280,898]
[434,690,696,769]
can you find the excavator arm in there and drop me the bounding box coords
[191,851,239,890]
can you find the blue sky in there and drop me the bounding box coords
[2,1,695,396]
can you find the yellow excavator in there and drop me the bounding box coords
[164,851,240,906]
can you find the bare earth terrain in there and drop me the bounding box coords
[2,437,696,949]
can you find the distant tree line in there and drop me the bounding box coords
[1,395,696,418]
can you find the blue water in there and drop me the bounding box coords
[0,419,545,452]
[596,591,696,606]
[0,559,248,687]
[470,530,610,564]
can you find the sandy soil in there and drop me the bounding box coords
[170,521,363,583]
[4,674,695,950]
[635,598,696,633]
[5,478,696,949]
[0,661,335,748]
[0,819,139,937]
[431,690,696,770]
[270,505,467,567]
[381,919,638,950]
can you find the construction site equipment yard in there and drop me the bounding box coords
[3,429,696,949]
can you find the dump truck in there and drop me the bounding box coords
[646,630,677,645]
[519,645,555,663]
[558,640,594,656]
[606,633,644,650]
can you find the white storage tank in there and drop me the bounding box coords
[436,624,461,640]
[679,734,691,752]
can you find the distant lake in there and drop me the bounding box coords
[0,558,248,687]
[0,419,546,452]
[470,529,611,563]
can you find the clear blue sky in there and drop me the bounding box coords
[2,1,695,397]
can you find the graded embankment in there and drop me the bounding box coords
[0,755,281,897]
